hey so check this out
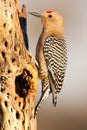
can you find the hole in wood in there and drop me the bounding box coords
[15,69,32,98]
[4,40,8,47]
[11,14,13,19]
[18,102,21,107]
[8,119,10,125]
[3,23,6,28]
[9,29,12,34]
[14,45,18,52]
[4,0,6,5]
[16,111,20,119]
[14,44,20,54]
[4,101,8,107]
[11,58,16,63]
[8,69,11,74]
[11,108,13,112]
[15,32,17,38]
[22,120,25,125]
[4,10,7,16]
[14,96,17,100]
[2,52,5,59]
[0,87,5,93]
[0,76,7,85]
[7,92,10,98]
[19,50,21,55]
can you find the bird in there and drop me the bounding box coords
[29,10,67,117]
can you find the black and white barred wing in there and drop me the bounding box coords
[43,35,67,106]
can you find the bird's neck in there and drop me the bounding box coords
[43,26,64,38]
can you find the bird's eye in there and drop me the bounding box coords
[48,15,52,18]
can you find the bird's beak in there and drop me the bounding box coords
[28,12,43,18]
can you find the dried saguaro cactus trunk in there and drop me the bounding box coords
[0,0,38,130]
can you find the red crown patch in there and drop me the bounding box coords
[46,10,54,13]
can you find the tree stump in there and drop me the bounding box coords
[0,0,38,130]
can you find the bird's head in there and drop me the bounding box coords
[28,10,64,37]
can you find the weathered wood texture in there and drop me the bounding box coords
[0,0,38,130]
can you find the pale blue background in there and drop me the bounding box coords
[19,0,87,130]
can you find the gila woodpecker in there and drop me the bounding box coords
[29,10,67,117]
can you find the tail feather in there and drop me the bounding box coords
[34,87,50,117]
[52,92,57,107]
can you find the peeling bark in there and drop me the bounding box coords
[0,0,38,130]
